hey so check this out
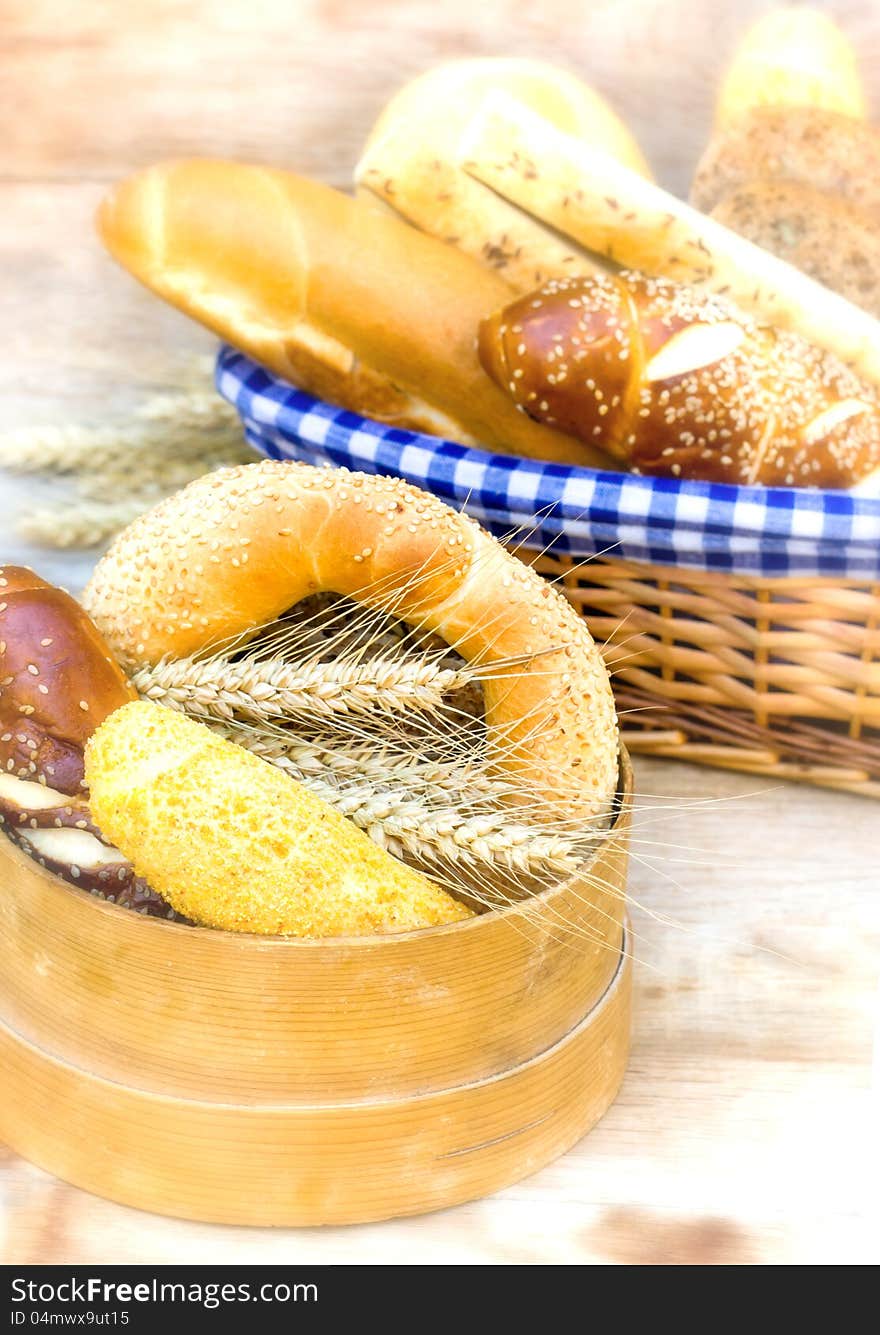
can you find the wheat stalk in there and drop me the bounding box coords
[122,567,610,903]
[0,391,243,476]
[74,449,251,500]
[5,385,253,550]
[132,651,599,889]
[16,500,155,549]
[134,391,239,431]
[221,727,588,888]
[132,654,477,722]
[214,720,519,809]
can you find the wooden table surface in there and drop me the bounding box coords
[1,0,878,1267]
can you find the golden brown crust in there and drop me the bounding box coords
[97,160,608,466]
[0,566,137,795]
[479,273,880,488]
[691,106,880,219]
[82,462,618,822]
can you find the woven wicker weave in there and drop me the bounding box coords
[531,554,880,798]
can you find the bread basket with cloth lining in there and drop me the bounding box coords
[218,346,880,798]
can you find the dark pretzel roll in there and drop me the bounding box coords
[478,272,880,489]
[0,566,137,794]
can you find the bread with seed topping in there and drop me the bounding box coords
[478,271,880,489]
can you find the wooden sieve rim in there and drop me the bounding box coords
[0,917,630,1113]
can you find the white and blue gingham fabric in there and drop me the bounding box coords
[216,346,880,578]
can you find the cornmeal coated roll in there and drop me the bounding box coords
[85,701,472,938]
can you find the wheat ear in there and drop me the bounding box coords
[222,728,587,888]
[16,500,155,549]
[132,654,478,722]
[6,387,252,549]
[0,393,243,476]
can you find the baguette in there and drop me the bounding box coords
[478,272,880,489]
[98,160,606,467]
[714,7,866,129]
[459,92,880,391]
[355,56,650,293]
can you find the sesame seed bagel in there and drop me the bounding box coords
[82,461,619,823]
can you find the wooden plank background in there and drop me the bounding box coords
[1,0,879,1265]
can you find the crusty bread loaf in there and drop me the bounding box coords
[458,92,880,392]
[714,7,866,129]
[478,272,880,489]
[709,182,880,318]
[691,106,880,219]
[86,701,472,936]
[98,160,607,466]
[355,57,650,293]
[83,461,619,824]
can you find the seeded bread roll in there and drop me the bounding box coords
[355,56,650,292]
[709,182,880,318]
[691,106,880,220]
[478,272,880,489]
[86,701,472,937]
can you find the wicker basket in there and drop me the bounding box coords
[216,347,880,799]
[536,555,880,798]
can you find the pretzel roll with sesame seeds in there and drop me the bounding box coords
[83,461,618,823]
[0,567,137,796]
[479,272,880,489]
[0,568,166,909]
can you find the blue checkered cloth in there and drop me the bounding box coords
[216,346,880,578]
